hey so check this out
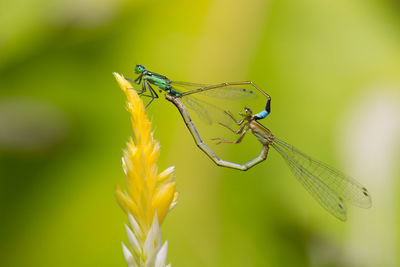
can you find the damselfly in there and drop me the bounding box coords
[128,65,271,124]
[165,95,372,221]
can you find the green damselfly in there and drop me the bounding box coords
[128,65,271,124]
[165,95,372,221]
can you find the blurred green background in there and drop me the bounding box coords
[1,0,400,266]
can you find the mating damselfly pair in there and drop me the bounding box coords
[125,64,372,221]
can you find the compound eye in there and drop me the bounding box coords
[134,65,144,74]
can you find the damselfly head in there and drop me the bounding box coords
[134,65,145,74]
[244,107,253,115]
[239,107,253,118]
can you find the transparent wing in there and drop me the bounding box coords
[182,95,238,125]
[171,81,258,100]
[271,138,372,221]
[170,81,262,125]
[182,96,213,125]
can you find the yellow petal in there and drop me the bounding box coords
[157,166,175,184]
[115,184,139,217]
[152,182,176,224]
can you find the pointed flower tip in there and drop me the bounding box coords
[113,72,125,87]
[155,241,168,267]
[122,242,134,266]
[143,214,162,262]
[113,72,131,93]
[125,224,142,256]
[157,166,176,183]
[113,73,148,125]
[128,213,143,241]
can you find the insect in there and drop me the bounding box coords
[127,65,271,124]
[165,94,372,221]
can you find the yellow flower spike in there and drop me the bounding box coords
[114,72,177,267]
